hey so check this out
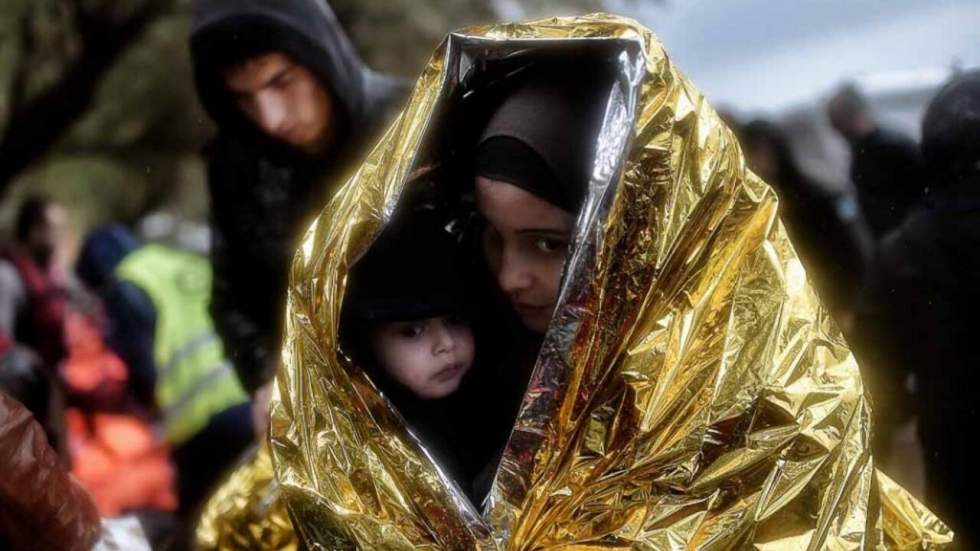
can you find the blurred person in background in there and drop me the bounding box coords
[828,84,925,237]
[738,120,912,462]
[188,0,408,425]
[874,69,980,548]
[0,195,71,370]
[59,308,179,523]
[741,119,873,322]
[0,195,72,460]
[0,330,64,455]
[76,225,251,516]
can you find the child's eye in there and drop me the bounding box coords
[398,324,424,338]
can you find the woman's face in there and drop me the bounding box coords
[476,177,574,333]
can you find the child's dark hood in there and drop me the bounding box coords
[343,209,472,324]
[191,0,403,149]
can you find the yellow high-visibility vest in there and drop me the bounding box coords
[116,244,247,445]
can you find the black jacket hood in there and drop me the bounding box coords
[191,0,402,150]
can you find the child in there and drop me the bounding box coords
[341,208,481,493]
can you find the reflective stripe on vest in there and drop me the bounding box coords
[115,244,247,445]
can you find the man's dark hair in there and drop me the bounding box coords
[741,119,812,191]
[829,84,869,120]
[15,195,53,244]
[203,19,306,74]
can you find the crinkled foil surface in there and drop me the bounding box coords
[267,13,953,550]
[194,443,298,551]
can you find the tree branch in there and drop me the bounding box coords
[8,9,36,111]
[0,0,174,196]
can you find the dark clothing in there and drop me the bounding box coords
[204,138,342,393]
[876,178,980,548]
[103,281,158,407]
[172,401,253,515]
[469,361,538,504]
[0,248,68,369]
[344,209,473,324]
[190,0,407,393]
[777,180,872,318]
[849,127,925,237]
[0,334,65,455]
[375,377,478,501]
[920,71,980,186]
[465,314,541,504]
[75,225,156,406]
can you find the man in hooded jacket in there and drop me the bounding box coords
[827,85,925,237]
[875,70,980,549]
[189,0,407,400]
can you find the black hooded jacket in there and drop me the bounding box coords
[872,71,980,547]
[190,0,407,393]
[849,126,925,237]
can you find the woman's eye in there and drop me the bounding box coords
[535,238,566,254]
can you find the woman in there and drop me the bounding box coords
[462,63,616,500]
[266,14,948,550]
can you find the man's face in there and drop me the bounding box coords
[223,52,335,154]
[827,98,872,142]
[27,204,66,266]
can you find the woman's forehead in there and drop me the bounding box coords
[476,178,572,230]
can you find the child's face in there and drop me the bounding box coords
[371,316,475,399]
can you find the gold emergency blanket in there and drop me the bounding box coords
[269,13,952,549]
[194,443,298,551]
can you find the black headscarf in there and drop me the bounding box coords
[474,66,613,214]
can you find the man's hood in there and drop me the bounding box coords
[76,225,140,290]
[190,0,400,148]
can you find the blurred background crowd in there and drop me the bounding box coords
[0,0,978,549]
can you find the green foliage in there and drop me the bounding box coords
[0,1,208,241]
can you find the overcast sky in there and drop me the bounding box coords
[605,0,980,113]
